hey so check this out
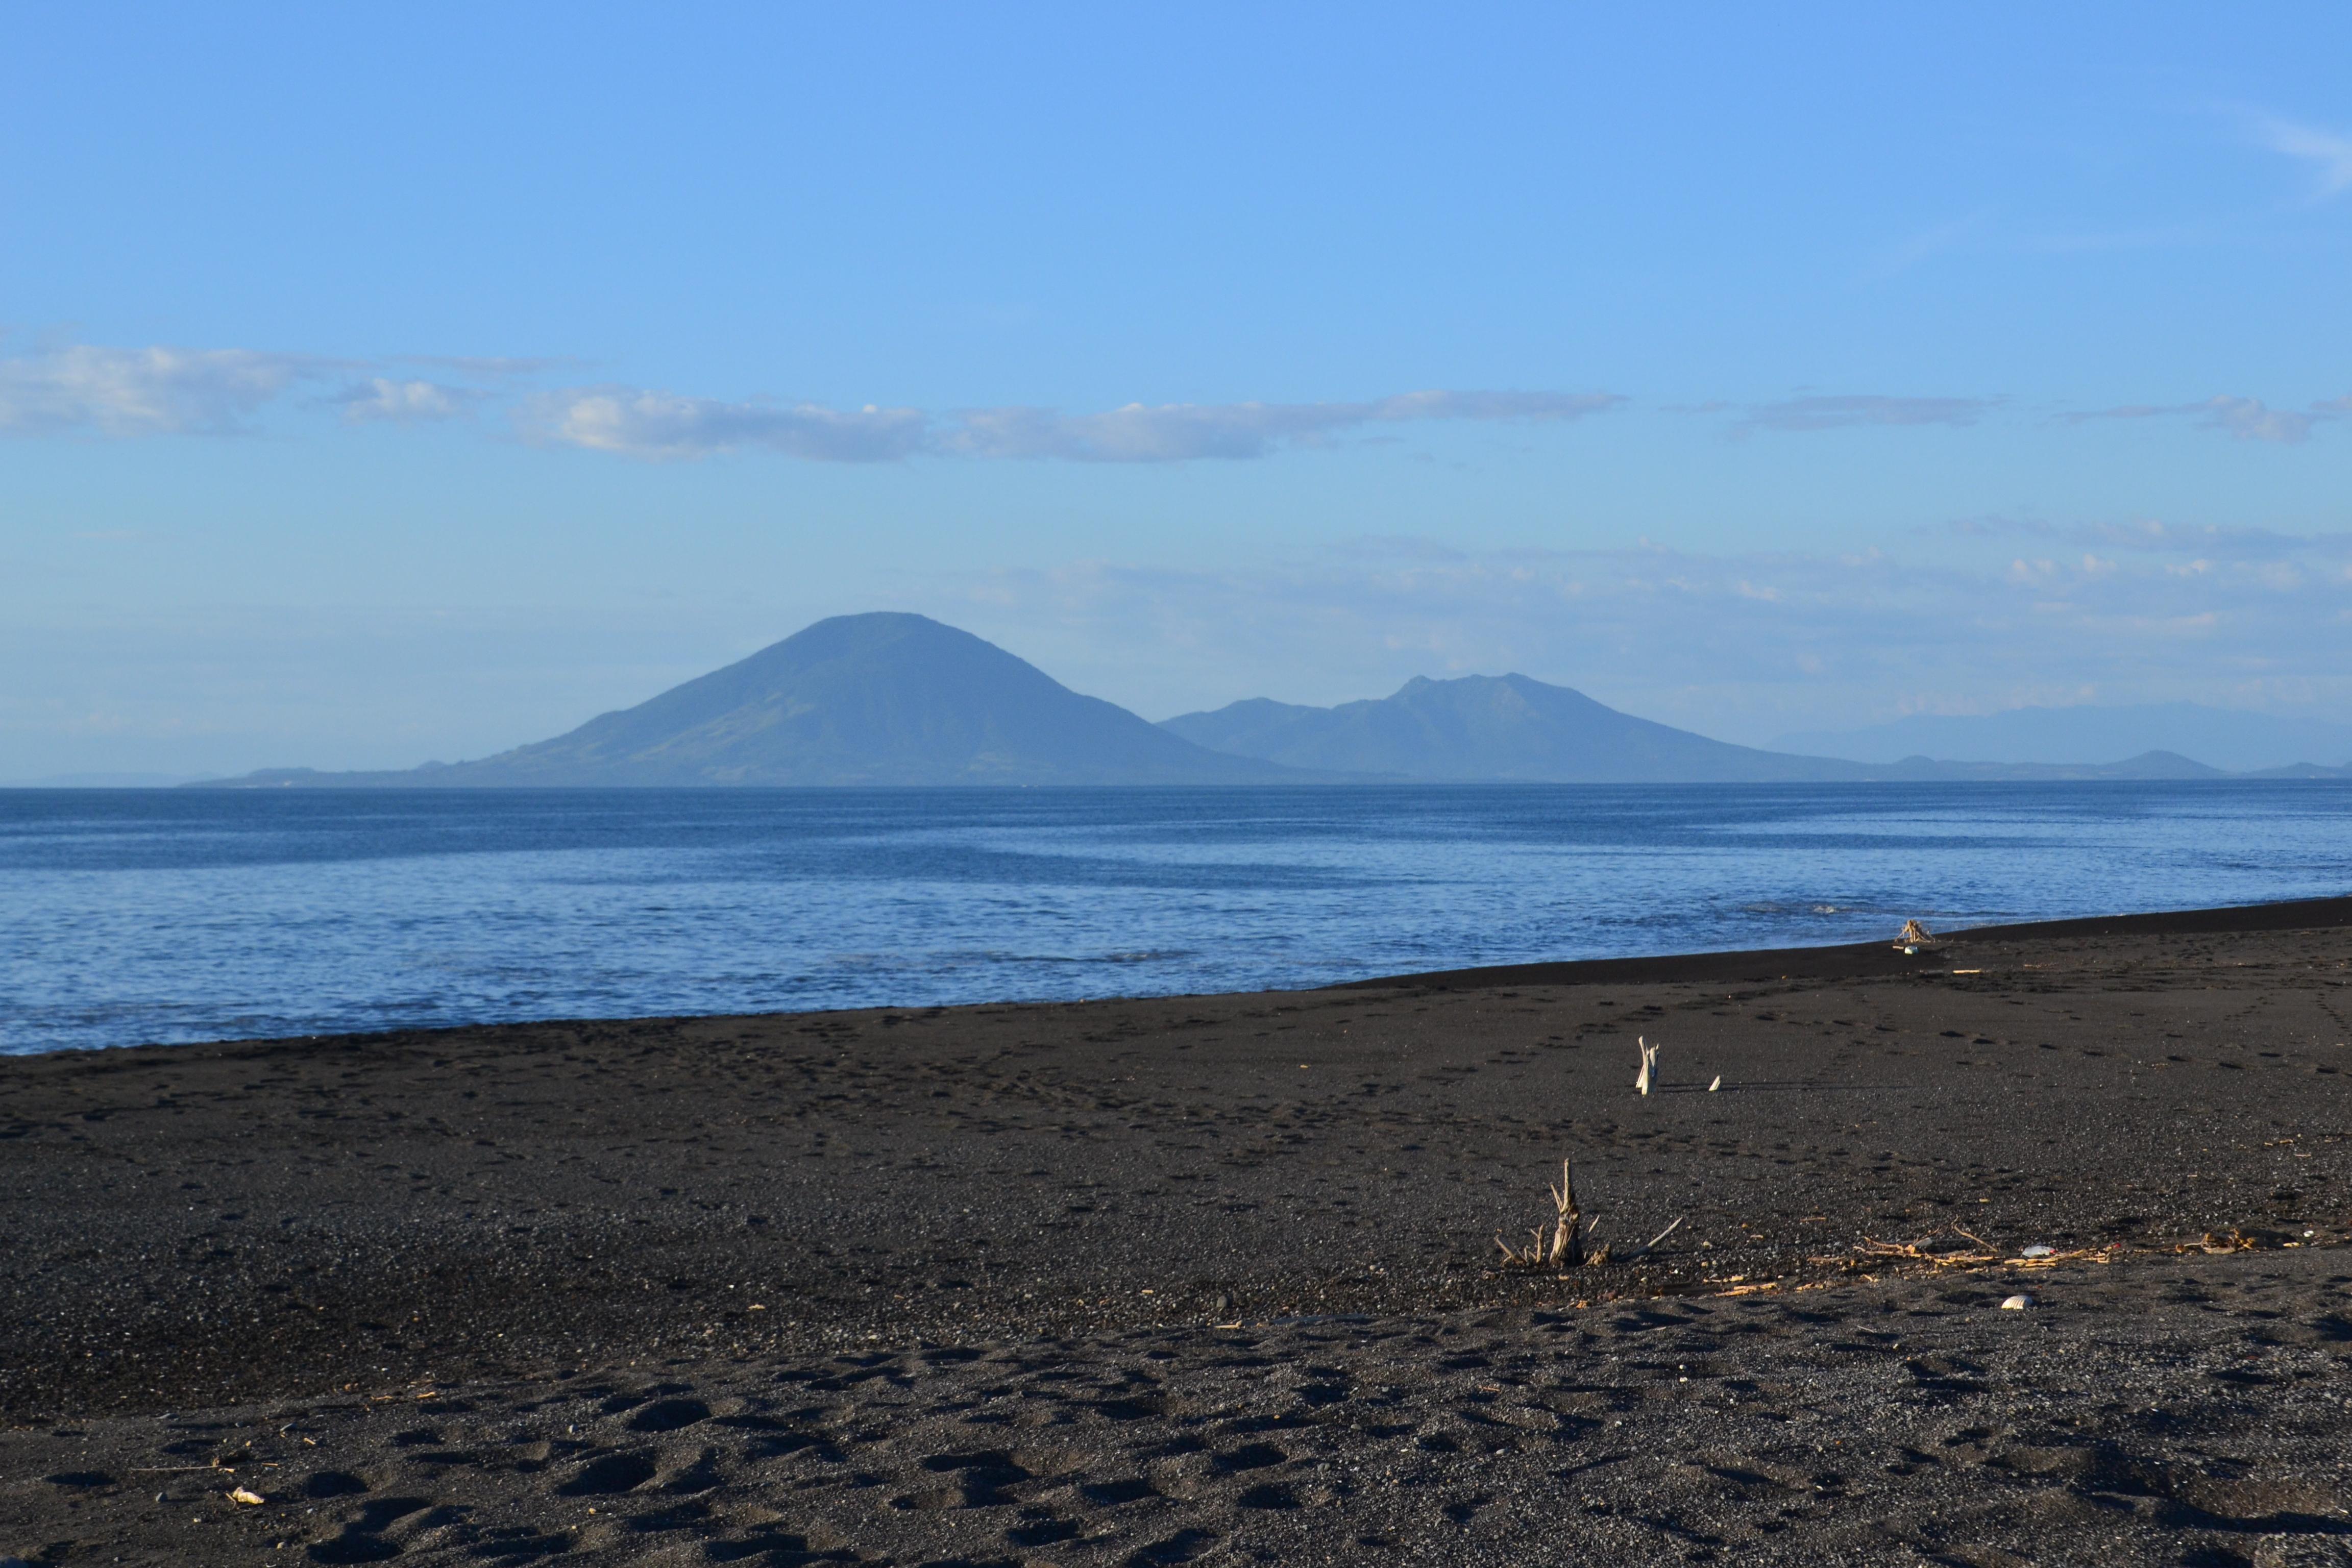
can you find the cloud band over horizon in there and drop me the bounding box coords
[541,385,1628,462]
[3,339,2347,462]
[0,341,1626,461]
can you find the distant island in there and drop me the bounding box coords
[1774,702,2352,774]
[193,612,2352,788]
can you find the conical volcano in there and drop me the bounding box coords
[212,613,1311,786]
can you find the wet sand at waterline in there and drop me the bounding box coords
[6,898,2351,1564]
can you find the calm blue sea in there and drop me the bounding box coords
[4,782,2349,1056]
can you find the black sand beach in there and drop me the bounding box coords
[6,900,2352,1564]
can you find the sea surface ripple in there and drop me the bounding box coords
[4,781,2350,1054]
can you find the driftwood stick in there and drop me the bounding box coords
[1547,1158,1583,1268]
[1638,1216,1684,1255]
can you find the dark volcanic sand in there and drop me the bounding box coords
[6,900,2352,1565]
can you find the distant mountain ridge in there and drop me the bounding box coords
[1160,674,1873,782]
[1155,676,2325,782]
[201,614,1313,787]
[191,615,2352,788]
[1773,702,2352,772]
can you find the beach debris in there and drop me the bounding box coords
[1999,1294,2032,1310]
[1635,1037,1659,1095]
[2007,1244,2115,1268]
[2194,1229,2260,1254]
[1496,1158,1587,1269]
[228,1486,266,1506]
[1627,1216,1684,1260]
[1496,1159,1684,1272]
[1846,1231,2115,1275]
[1853,1231,2002,1270]
[1708,1074,1722,1092]
[1895,918,1939,953]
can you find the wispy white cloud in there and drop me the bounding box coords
[530,387,930,461]
[1365,389,1623,423]
[0,346,1618,458]
[1934,515,2352,562]
[2197,394,2319,443]
[0,345,329,435]
[1735,394,1999,433]
[2255,114,2352,198]
[533,386,1624,462]
[404,355,579,378]
[939,389,1622,462]
[4,338,2341,467]
[2073,518,2347,557]
[2067,394,2345,444]
[335,377,481,423]
[1934,514,2059,541]
[0,342,528,436]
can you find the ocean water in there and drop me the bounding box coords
[3,782,2349,1056]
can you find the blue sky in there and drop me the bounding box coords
[5,3,2349,775]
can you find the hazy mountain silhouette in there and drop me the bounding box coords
[1159,674,1877,782]
[193,619,2351,789]
[204,614,1313,787]
[1876,749,2228,781]
[1773,702,2352,772]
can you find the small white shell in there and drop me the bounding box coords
[1999,1293,2032,1311]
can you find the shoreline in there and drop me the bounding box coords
[6,892,2351,1562]
[1359,889,2352,993]
[13,891,2351,1067]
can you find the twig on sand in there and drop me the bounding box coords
[1895,919,1935,952]
[1547,1161,1583,1266]
[1633,1216,1684,1257]
[1635,1037,1659,1096]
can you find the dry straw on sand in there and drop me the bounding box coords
[1837,1230,2118,1275]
